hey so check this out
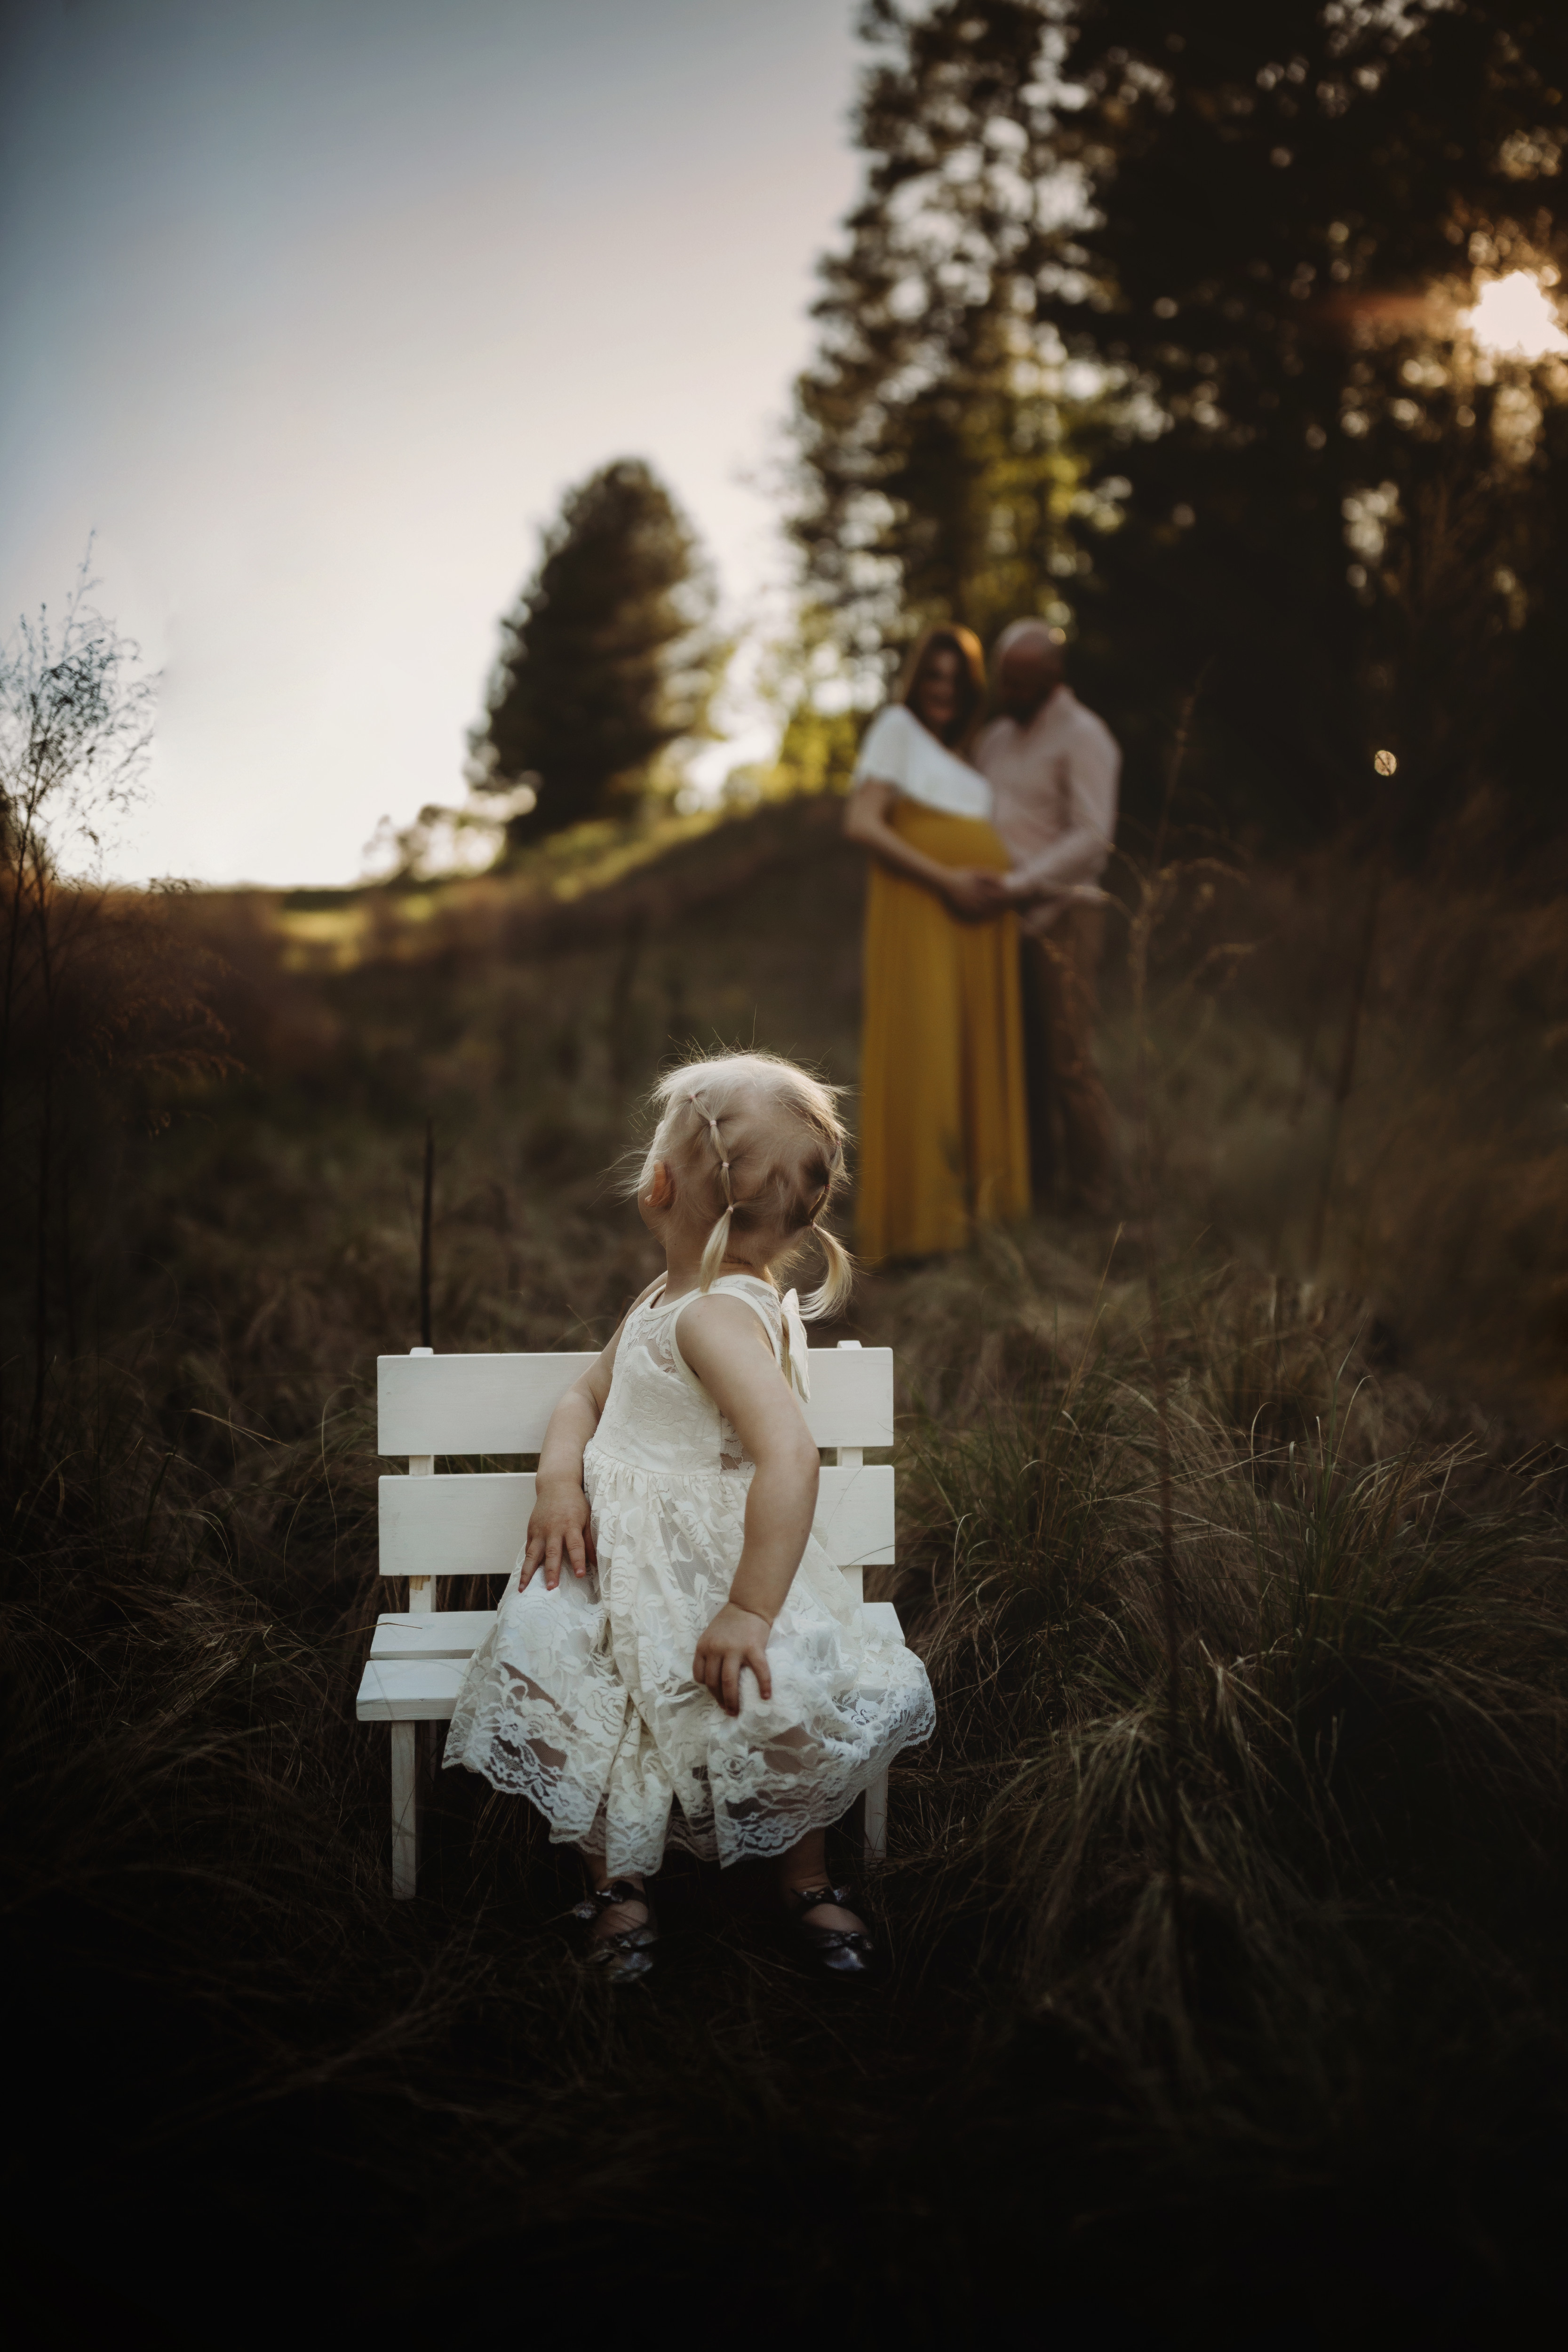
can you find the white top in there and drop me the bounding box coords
[974,685,1120,936]
[852,702,993,823]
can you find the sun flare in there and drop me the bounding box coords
[1461,270,1568,360]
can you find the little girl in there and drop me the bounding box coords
[444,1051,935,1979]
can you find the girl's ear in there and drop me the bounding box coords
[645,1159,676,1210]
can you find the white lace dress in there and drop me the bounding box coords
[443,1274,935,1875]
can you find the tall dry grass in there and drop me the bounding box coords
[1100,843,1568,1422]
[889,1249,1568,2017]
[8,1236,1568,2336]
[6,795,1568,2336]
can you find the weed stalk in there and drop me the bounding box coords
[420,1116,435,1350]
[1128,681,1203,1998]
[1307,839,1385,1279]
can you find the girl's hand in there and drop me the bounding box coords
[693,1603,773,1715]
[522,1478,597,1590]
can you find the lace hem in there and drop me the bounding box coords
[446,1683,616,1848]
[443,1566,935,1875]
[448,1671,935,1874]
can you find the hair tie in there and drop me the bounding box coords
[694,1094,734,1208]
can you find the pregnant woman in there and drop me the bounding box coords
[844,624,1030,1264]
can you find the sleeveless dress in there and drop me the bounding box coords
[442,1274,936,1876]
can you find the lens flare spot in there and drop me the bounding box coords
[1462,271,1568,359]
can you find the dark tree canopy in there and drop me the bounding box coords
[795,0,1568,853]
[471,459,723,843]
[1053,0,1568,850]
[792,1,1084,671]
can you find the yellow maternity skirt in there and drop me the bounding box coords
[856,801,1031,1264]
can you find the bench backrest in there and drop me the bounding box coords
[376,1343,895,1609]
[378,1346,893,1455]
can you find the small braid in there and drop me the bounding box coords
[798,1156,853,1319]
[694,1095,735,1294]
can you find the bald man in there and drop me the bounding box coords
[972,622,1118,1215]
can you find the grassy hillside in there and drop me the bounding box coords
[6,794,1568,2340]
[114,788,1568,1422]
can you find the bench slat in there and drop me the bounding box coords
[378,1463,895,1580]
[372,1610,499,1660]
[377,1345,894,1455]
[356,1658,468,1722]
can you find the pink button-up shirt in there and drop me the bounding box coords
[974,686,1121,936]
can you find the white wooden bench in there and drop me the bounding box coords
[357,1338,904,1897]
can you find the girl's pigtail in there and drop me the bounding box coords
[698,1204,733,1292]
[695,1097,735,1294]
[801,1223,855,1321]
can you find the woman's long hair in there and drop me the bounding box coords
[894,623,987,753]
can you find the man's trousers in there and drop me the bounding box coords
[1019,906,1114,1213]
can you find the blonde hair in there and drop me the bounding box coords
[630,1051,855,1320]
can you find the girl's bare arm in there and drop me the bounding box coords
[676,1293,821,1715]
[522,1321,624,1590]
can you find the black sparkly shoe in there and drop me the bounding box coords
[782,1882,876,1979]
[574,1878,658,1983]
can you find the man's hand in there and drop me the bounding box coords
[1004,876,1112,915]
[521,1477,596,1590]
[944,868,1008,920]
[693,1601,773,1716]
[967,871,1014,912]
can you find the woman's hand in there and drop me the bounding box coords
[846,779,987,910]
[693,1601,774,1715]
[846,786,1011,920]
[521,1477,597,1590]
[942,867,1004,920]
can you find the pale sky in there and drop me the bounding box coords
[0,0,863,885]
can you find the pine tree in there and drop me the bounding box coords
[471,459,724,843]
[791,0,1083,681]
[1046,0,1568,844]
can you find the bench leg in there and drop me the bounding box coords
[864,1767,889,1862]
[391,1722,419,1899]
